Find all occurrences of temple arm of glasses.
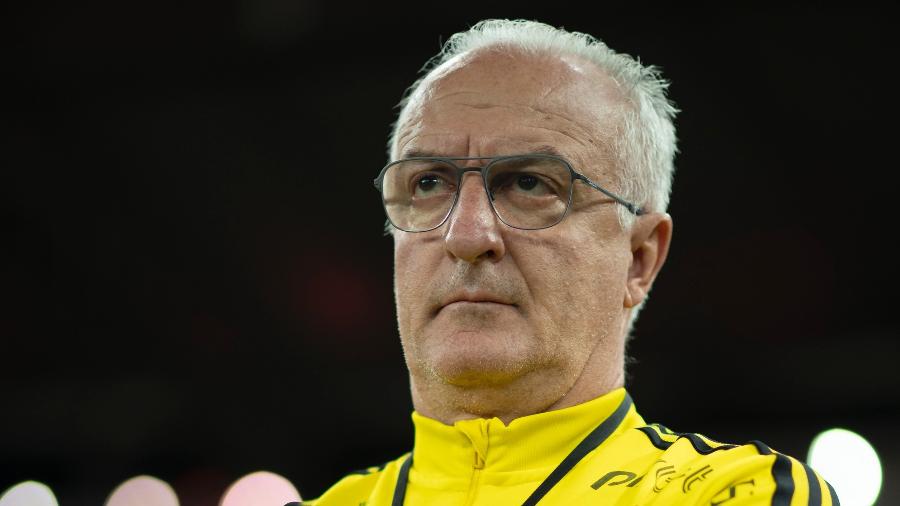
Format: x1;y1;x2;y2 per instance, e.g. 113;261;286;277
576;175;644;216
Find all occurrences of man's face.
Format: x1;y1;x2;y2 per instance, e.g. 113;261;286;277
392;50;639;401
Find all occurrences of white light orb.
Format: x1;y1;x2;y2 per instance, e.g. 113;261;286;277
808;428;881;506
106;475;179;506
220;471;301;506
0;481;59;506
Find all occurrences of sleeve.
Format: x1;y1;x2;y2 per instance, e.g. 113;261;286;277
303;454;409;506
693;441;839;506
303;472;381;506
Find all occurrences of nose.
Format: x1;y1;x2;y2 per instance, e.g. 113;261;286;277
443;172;507;263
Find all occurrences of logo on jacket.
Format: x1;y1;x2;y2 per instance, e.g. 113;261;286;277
591;461;714;495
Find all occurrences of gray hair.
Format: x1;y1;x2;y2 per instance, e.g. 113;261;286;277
387;19;679;335
388;19;679;228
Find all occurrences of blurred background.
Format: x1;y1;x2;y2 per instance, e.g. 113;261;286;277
3;3;898;504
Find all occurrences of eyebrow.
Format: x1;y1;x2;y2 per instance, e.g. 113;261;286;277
400;144;566;159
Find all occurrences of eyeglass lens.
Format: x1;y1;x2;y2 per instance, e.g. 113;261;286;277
381;156;572;232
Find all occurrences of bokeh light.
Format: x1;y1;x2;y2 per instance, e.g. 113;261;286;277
106;475;179;506
808;428;882;506
0;481;58;506
220;471;301;506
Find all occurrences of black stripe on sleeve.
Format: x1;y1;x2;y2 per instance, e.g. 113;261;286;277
349;462;388;476
637;426;737;455
802;463;822;506
655;424;677;436
826;480;841;505
637;426;672;451
682;433;738;455
750;440;773;455
771;453;795;506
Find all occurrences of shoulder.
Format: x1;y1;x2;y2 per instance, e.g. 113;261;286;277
302;454;409;506
604;423;840;505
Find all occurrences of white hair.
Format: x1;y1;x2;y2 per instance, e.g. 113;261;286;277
388;19;679;226
387;19;679;335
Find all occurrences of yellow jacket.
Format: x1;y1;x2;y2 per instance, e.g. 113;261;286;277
305;388;837;505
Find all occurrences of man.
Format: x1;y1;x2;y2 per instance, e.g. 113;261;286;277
302;19;837;505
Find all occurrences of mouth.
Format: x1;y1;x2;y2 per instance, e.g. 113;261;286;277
435;292;517;314
443;300;511;309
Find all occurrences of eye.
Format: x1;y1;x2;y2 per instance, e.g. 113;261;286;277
492;171;555;197
417;175;440;192
411;172;453;198
515;174;540;192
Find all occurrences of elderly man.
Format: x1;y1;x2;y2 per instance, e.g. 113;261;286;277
303;19;837;506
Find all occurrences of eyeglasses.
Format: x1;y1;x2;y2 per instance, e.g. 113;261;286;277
373;154;643;233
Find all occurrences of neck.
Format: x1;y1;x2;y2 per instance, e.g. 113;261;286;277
410;345;625;425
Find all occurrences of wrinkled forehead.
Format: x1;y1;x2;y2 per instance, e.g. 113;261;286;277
394;49;629;164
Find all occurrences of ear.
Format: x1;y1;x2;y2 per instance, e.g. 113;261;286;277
623;213;673;308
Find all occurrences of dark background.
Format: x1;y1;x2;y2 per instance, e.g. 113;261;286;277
4;3;898;504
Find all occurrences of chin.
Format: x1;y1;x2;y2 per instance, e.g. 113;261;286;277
422;329;537;387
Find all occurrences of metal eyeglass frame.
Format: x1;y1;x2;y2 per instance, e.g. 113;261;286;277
373;153;644;233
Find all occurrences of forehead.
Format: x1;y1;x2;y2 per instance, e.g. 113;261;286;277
395;49;626;172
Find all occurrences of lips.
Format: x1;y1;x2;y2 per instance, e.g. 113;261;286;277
437;291;515;312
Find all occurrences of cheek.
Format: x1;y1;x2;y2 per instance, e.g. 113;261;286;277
525;237;630;330
393;236;433;327
393;239;414;319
